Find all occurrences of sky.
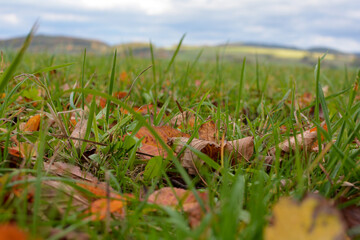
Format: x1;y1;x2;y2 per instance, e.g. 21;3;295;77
1;0;360;52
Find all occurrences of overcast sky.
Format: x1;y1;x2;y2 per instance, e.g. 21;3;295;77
1;0;360;52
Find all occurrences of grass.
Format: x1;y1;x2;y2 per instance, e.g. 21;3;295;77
0;33;359;239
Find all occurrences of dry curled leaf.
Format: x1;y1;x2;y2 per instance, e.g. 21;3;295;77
168;137;220;175
265;194;346;240
23;115;41;132
225;136;254;162
272;124;328;154
147;187;208;227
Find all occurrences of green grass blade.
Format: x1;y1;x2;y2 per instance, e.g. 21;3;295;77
106;49;117;125
165;34;186;74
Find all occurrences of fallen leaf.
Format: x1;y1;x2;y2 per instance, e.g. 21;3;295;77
113;91;127;99
298;92;313;108
86;198;126;221
23;115;41;132
119;71;128;82
85;94;107;108
265;194;346;240
0;223;30;240
135;126;190;158
48;228;89;240
272;124;328;154
225;136;254;162
121;104;155;115
147;187;208;227
69;117;88;150
198;119;217;142
170;111;195;129
168;137;221;175
43;162;100;184
337;198;360;232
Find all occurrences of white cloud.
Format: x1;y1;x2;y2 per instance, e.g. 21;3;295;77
0;13;20;25
41;13;89;22
293;35;360;53
2;0;360;52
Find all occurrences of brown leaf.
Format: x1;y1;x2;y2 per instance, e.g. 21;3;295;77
337;198;360;231
198;119;217;142
69;117;88;149
147;187;208;227
43;162;100;184
168;137;220;175
265;194;346;240
225;136;254;162
272;124;328;154
0;223;30;240
48;228;89;240
135;126;190;158
23;115;41;132
170;111;195;129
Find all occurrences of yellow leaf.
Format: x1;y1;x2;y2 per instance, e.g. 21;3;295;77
265;195;346;240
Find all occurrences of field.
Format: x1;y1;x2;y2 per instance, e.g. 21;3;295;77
0;31;359;239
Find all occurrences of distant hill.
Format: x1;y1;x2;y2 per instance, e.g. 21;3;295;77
307;47;343;54
0;35;110;53
0;35;358;67
224;42;300;50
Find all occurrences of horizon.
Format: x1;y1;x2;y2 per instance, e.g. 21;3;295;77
1;0;360;53
1;33;354;54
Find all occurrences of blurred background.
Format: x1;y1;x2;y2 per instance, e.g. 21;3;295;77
1;0;360;65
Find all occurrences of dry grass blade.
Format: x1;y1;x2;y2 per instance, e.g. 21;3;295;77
168;137;221;175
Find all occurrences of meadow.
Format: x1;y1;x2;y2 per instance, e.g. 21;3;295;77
0;30;359;239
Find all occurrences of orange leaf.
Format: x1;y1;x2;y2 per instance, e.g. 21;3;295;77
114;91;127;99
136;126;189;147
0;223;29;240
23;115;40;132
121;104;155;115
119;71;128;82
85;94;107;108
77;183;108;198
86;198;126;221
